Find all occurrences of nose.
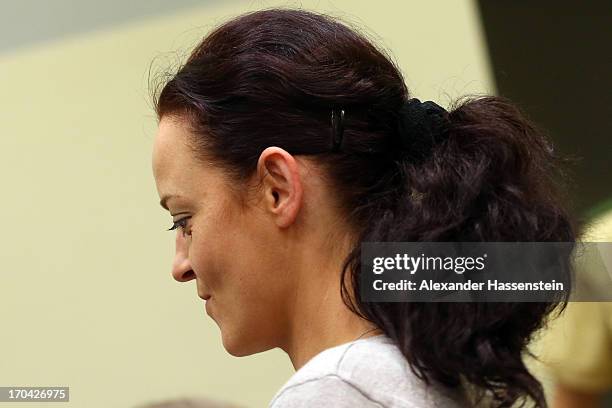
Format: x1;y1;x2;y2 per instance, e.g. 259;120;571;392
171;231;196;282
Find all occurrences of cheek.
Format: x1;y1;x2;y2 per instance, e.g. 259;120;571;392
222;217;293;308
199;211;287;295
193;209;292;350
188;220;223;290
187;209;256;290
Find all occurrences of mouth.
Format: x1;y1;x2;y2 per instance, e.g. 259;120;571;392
199;293;211;301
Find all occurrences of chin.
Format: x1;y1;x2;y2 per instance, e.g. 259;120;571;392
220;330;274;357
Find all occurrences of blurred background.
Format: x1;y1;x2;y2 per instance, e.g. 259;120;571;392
0;0;609;407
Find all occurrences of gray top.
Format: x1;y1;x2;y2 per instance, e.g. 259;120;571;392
269;334;467;408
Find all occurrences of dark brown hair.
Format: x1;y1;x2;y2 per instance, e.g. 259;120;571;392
153;8;575;407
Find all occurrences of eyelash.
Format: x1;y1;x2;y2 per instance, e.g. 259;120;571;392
167;217;191;235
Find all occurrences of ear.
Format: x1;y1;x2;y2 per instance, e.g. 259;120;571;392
256;147;304;228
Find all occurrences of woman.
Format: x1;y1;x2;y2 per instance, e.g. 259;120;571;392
151;8;574;407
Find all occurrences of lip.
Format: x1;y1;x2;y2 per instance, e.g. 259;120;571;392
204;296;213;316
199;294;211;301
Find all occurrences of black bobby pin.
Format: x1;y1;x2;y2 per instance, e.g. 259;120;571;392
330;108;345;153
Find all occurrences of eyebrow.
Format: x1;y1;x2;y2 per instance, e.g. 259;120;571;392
159;194;179;211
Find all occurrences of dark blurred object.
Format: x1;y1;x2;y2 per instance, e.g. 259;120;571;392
477;0;612;217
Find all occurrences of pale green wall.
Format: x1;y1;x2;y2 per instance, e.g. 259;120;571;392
0;1;494;407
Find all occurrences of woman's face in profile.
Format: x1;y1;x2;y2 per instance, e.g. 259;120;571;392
151;116;294;356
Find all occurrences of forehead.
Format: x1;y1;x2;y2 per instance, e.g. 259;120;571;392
153;116;189;167
152;117;202;193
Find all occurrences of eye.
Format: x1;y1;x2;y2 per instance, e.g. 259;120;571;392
167;216;192;236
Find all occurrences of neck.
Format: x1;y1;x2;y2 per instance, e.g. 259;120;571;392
280;249;382;370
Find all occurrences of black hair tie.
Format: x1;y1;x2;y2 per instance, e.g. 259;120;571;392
396;98;450;161
328;99;449;158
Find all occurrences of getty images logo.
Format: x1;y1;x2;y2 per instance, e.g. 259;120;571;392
372;253;488;275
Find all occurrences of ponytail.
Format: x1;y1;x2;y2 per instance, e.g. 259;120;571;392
341;95;575;407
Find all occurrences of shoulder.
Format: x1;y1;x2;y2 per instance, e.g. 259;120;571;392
269;335;466;408
269;374;384;408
